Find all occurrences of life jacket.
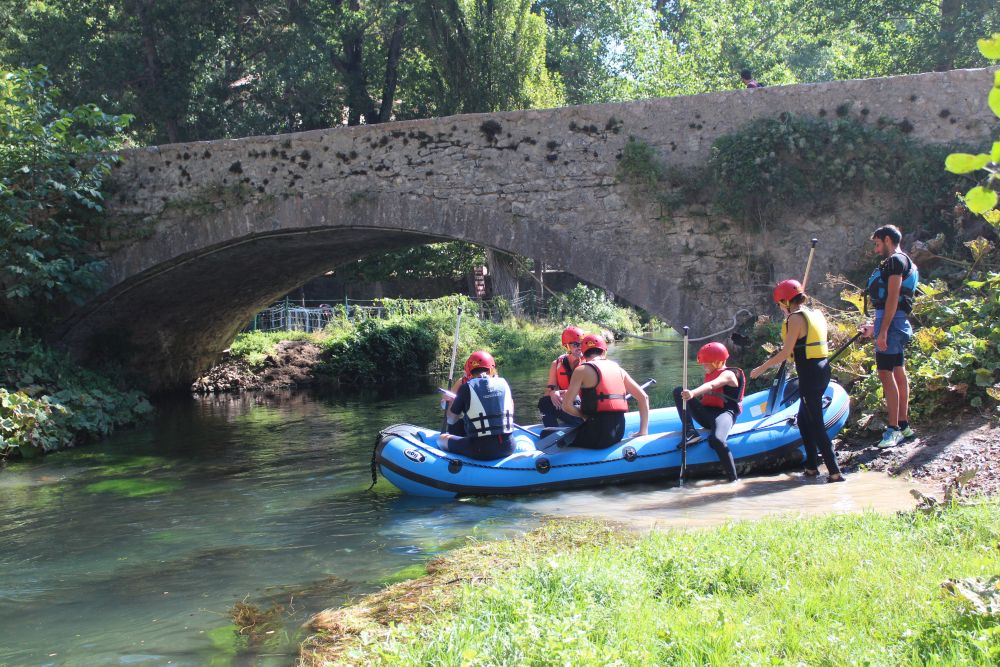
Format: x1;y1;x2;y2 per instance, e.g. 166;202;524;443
579;359;629;414
781;307;829;359
462;375;514;438
701;367;746;414
865;251;919;314
555;354;574;390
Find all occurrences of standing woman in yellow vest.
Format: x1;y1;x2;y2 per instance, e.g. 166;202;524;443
750;280;845;482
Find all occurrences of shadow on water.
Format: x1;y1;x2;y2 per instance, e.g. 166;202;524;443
0;333;923;666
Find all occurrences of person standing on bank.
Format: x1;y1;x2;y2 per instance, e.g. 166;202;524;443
538;325;586;428
674;342;744;483
750;280;845;483
439;351;516;460
562;334;649;449
860;224;918;448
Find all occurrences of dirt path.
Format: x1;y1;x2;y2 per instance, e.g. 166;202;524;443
838;415;999;498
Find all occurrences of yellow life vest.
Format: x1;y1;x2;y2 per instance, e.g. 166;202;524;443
780;306;829;359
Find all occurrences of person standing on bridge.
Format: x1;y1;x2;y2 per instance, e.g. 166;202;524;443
562;334;649;449
439;351;516;460
673;342;744;483
750;280;845;483
537;325;586;428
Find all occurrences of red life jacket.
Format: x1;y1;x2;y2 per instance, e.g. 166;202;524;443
701;367;745;414
579;359;629;414
555;354;574;390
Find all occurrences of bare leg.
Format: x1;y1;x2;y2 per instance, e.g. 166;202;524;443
878;369;899;427
893;365;909;424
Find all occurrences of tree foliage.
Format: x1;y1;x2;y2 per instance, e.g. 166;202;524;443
343;241;487;281
0;66;131;328
945;33;1000;224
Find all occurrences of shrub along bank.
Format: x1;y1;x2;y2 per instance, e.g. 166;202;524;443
0;68;151;462
0;331;152;461
301;503;1000;666
220;290;654;391
736;265;1000;430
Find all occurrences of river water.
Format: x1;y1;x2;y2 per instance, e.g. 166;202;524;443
0;335;922;666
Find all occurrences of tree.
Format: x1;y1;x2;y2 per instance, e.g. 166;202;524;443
417;0;564;115
0;66;131;329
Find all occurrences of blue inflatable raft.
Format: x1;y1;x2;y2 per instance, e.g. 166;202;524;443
374;379;850;498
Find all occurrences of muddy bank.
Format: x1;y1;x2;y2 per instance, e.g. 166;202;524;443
838;414;999;498
192;340;322;393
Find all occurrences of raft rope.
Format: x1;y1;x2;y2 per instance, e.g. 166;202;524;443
368;428;395;490
594;308;755;344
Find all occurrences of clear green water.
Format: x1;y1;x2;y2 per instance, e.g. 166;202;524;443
0;335;684;666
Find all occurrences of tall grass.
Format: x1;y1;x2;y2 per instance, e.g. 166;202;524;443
338;504;1000;665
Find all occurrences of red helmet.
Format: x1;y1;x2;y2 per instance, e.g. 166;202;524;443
464;350;496;376
696;342;729;363
561;325;585;346
580;333;607;354
773;279;804;303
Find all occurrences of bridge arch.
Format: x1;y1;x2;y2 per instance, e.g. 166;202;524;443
56;68;995;390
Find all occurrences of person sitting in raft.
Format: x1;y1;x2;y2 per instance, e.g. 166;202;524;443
750;280;845;483
438;350;516;460
561;334;649;449
537;325;586;428
673;342;744;483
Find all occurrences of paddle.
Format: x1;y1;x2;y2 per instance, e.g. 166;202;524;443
534;377;657;451
828;331;863;365
677;327;688;486
440;306;463;432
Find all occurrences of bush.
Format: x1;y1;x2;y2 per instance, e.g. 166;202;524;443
316;317;440;388
0;331;152;460
834;274;1000;420
744;268;1000;424
547;283;646;335
0;389;69;459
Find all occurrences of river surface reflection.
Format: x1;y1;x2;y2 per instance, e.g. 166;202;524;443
0;333;923;666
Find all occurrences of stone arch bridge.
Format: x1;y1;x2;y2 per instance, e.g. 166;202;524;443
57;69;995;391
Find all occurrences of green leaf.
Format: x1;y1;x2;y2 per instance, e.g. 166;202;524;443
974;367;995;387
992;142;1000;164
945;153;990;174
965;186;999;214
964;237;994;262
992;72;1000;119
979;34;1000;59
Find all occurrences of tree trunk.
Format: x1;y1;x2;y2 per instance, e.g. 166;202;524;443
935;0;963;72
378;8;409;122
130;0;180;143
486;249;521;316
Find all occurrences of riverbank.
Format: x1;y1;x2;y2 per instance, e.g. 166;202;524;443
840;414;1000;498
300;503;1000;666
191;292;654;394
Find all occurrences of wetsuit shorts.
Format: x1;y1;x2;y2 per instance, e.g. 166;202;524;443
874;311;912;370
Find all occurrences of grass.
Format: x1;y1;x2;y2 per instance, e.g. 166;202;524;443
301;504;1000;666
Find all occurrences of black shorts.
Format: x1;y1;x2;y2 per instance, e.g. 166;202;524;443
875;351;905;371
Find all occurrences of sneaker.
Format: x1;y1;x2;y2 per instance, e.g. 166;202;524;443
899;425;916;440
877;428;904;449
683;429;701;446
